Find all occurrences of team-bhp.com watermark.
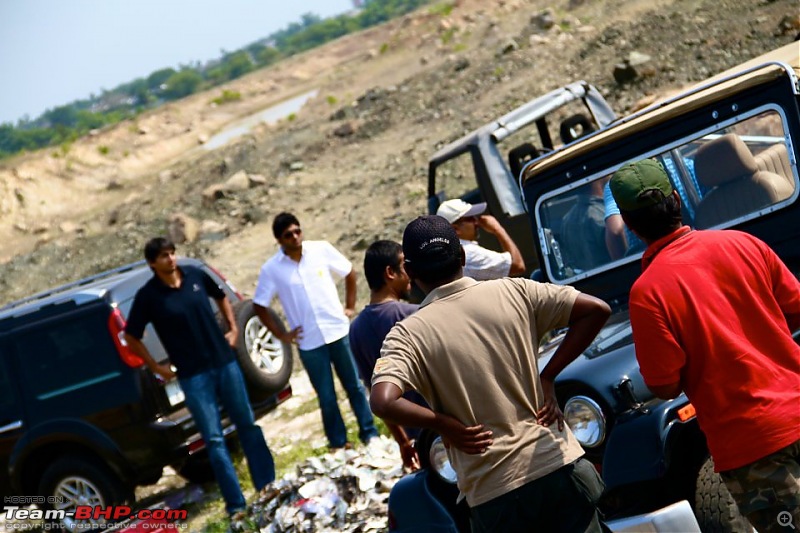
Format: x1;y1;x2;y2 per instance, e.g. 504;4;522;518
3;497;187;530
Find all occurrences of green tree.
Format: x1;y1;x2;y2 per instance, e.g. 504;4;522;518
162;70;204;100
146;67;177;90
222;51;254;80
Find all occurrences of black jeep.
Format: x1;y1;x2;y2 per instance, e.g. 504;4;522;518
0;258;293;527
390;42;800;532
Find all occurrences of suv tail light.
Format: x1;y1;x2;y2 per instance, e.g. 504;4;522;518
108;308;145;368
206;265;244;301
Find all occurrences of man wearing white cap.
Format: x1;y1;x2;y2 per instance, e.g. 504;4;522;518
436;199;525;280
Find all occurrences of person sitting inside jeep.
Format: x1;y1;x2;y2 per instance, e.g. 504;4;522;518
560;178;611;271
436;199;525;280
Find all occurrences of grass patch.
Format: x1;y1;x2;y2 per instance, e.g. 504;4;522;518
275;439;328;477
97;145;110;155
379;42;390;55
326;95;338;105
440;27;457;45
429;1;454;17
210;89;242;106
286;113;297;122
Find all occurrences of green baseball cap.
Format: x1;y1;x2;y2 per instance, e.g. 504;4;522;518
610;159;674;211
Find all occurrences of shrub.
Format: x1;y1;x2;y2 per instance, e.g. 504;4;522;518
211;90;242;106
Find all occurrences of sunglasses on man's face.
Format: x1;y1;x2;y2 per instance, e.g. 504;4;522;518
281;228;302;239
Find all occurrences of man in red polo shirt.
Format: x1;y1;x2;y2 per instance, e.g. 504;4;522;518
610;159;800;532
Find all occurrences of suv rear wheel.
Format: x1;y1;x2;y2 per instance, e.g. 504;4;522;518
233;300;293;399
38;455;131;529
694;457;752;532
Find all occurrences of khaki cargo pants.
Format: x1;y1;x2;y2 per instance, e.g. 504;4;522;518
720;439;800;533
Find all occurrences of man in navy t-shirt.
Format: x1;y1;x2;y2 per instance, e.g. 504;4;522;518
349;240;426;470
124;237;274;518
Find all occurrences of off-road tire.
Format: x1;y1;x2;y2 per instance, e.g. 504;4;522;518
695;457;753;532
232;299;293;399
38;455;131;529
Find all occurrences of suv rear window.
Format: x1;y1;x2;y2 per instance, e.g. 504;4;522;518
536;107;798;282
12;305;126;405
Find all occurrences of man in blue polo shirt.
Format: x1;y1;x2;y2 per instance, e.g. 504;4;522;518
123;237;274;519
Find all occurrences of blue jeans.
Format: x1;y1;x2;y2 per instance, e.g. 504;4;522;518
179;360;275;514
299;336;378;448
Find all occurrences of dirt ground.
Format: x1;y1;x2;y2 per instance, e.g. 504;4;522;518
0;0;797;529
1;0;796;307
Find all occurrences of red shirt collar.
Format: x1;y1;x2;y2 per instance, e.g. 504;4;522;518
641;226;692;271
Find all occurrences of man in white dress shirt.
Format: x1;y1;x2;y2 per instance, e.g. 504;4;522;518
253;212;378;450
436;199;525;280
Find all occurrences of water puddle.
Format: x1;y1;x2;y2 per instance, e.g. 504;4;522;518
203;89;318;150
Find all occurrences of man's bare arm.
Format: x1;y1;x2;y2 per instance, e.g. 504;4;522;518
123;333;175;380
344;269;357;317
478;215;525;275
370;382;493;454
538;294;611;428
254;303;301;344
215;296;238;348
605;214;628;260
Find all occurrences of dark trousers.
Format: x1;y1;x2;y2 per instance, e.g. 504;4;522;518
470;459;609;533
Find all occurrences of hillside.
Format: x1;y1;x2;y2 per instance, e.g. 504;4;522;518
1;0;797;305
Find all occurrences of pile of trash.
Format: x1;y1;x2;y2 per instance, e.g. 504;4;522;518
233;436;407;532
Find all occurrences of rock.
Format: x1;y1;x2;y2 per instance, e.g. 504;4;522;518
531;9;555;31
59;222;81;234
199;220;228;241
241;208;264;225
137;125;149;135
333;122;357;137
628;51;652;66
89;129;100;137
167;213;199;244
777;14;800;35
289;161;306;172
498;39;519;55
107;209;120;226
613;52;654;84
224;170;251;191
158;170;174;183
107;180;123;190
453;58;471;72
14;189;24;206
197;134;209;145
248;174;268;186
530;34;549;46
202;184;227;204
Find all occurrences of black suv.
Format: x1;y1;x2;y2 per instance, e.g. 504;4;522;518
0;258;293;525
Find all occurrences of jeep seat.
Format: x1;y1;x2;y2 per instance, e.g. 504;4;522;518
694;134;794;228
754;142;794;186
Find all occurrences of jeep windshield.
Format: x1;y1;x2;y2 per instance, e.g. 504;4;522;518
532;108;797;284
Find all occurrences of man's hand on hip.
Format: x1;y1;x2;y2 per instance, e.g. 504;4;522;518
437;413;494;455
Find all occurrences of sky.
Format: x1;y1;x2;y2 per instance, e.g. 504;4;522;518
0;0;353;124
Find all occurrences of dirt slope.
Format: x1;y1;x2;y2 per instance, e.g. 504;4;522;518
0;0;797;304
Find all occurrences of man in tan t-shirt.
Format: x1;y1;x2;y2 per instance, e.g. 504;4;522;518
370;215;611;533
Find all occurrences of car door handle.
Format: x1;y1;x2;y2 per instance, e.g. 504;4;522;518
0;420;23;435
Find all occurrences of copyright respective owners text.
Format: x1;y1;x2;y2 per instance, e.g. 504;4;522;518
2;497;188;531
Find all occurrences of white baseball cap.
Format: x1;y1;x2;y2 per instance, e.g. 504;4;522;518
436;199;487;224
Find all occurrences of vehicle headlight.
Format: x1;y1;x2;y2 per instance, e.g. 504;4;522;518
429;436;458;484
564;396;606;448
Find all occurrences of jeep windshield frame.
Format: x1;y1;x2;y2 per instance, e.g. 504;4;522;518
427;81;616;219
